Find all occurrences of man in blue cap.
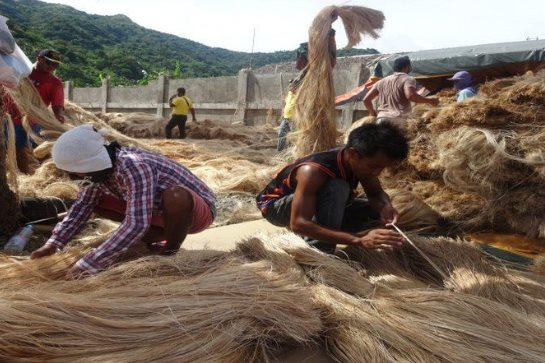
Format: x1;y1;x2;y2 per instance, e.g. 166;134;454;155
448;71;476;102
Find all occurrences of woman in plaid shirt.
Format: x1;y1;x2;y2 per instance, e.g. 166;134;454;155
31;125;216;278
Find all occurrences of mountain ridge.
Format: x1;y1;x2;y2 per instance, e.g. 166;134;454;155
1;0;379;86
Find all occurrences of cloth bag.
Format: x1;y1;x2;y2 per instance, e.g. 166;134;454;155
0;15;15;55
0;44;32;88
0;16;31;88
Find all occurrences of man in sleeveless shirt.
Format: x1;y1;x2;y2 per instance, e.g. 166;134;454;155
257;123;406;254
363;56;438;131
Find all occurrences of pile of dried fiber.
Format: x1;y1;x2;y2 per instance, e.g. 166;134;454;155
385;70;545;237
95;111;168;138
1;233;545;362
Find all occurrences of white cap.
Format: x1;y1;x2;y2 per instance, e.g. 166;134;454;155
52;125;112;173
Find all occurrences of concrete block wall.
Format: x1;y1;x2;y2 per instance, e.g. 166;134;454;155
65;64;370;129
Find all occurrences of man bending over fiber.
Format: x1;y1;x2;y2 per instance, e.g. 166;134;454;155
31;125;216;278
257;122;406;253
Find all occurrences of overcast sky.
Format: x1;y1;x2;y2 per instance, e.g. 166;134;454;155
40;0;545;54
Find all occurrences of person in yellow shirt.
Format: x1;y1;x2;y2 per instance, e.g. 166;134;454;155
277;43;308;151
166;87;197;139
277;32;336;152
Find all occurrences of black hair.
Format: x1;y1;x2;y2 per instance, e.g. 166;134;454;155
295;42;308;60
393;56;411;72
346;122;409;160
177;87;186;95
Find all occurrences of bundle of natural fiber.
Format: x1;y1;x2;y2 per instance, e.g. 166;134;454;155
0;258;322;362
343;234;545;317
95;111;167;138
409;180;487;229
0;219;117;289
188;119;252;143
382;71;545;236
6;81;155;153
7;78;69;135
388;189;442;230
436;127;524;195
64;101;154;150
532;255;545;275
33;140;55;160
293;5;384;157
0;103;19;234
3;107;18;190
315;285;545;363
17;161;79;200
2;231;545;361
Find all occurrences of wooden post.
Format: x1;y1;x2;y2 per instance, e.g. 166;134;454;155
101;77;110;113
64;80;73;102
233;68;250;124
156;74;168;117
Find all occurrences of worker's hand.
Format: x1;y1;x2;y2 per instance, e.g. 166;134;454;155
358;229;403;251
30;244;58;259
147;240;166;254
427;98;439;106
147;240;179;255
380;204;399;225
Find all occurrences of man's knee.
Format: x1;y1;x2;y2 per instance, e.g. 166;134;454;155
263;195;293;227
162;187;194;215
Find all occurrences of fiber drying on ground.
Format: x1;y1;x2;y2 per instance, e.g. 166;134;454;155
1;233;545;362
2;28;545;362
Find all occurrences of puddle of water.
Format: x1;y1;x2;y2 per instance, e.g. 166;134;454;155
466;233;545;257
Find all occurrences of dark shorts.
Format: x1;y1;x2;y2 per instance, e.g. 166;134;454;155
262;179;380;253
14;123;41;148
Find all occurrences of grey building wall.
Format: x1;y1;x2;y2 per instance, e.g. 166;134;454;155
65;65;370;129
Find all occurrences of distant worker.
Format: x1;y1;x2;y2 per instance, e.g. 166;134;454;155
166;87;196;139
258;123;406;254
31;125;216;278
277;31;337;152
277;42;309;151
448;71;476;102
13;49;65;174
363;56;439;131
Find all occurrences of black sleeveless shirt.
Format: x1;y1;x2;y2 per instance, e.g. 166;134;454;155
256;148;357;214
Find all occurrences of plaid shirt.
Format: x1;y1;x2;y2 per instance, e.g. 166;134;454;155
46;147;216;274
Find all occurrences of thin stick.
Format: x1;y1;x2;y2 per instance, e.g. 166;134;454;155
27;212;67;225
390;223;450;282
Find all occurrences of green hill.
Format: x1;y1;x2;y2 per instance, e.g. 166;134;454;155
1;0;379;87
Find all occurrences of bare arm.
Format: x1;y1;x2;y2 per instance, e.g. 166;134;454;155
405;87;439;106
363;87;378;117
290;166;360;246
52;105;65;123
190;107;196;122
290;166;403;249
